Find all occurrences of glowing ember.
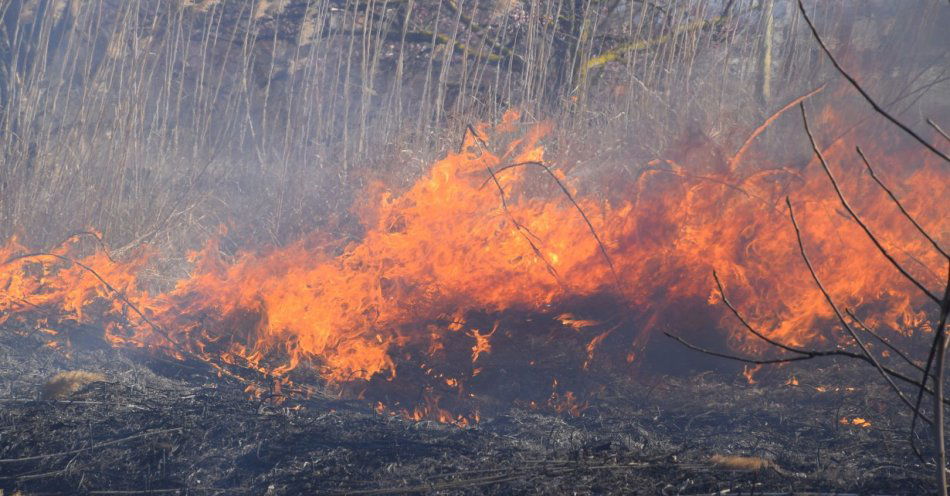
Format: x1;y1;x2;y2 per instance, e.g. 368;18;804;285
840;417;872;428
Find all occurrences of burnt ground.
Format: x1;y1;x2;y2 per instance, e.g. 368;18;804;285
0;318;934;495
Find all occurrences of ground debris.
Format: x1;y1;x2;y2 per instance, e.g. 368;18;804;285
41;371;109;400
0;321;933;495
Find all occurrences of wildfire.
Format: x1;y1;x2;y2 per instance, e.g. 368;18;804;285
840;417;872;428
0;107;945;422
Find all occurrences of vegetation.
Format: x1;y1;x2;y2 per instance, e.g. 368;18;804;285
2;0;941;254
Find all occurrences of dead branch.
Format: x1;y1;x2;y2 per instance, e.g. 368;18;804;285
785;196;922;422
846;308;925;374
928;119;950;143
0;427;182;464
799;103;940;304
2;251;175;346
462;125;563;285
484;161;622;294
662;332;814;365
855;146;948;259
664;327;941;415
485;165;564;285
797;0;950;163
712;271;818;355
801;105;950;478
729;84;826;171
59;230;118;263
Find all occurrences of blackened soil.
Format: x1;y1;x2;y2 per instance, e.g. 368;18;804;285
0;318;933;495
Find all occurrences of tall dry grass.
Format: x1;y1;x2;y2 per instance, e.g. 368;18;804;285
0;0;945;257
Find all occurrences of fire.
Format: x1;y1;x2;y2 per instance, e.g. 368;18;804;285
0;106;946;421
840;417;872;428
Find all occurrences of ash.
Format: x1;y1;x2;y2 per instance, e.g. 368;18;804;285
0;320;929;495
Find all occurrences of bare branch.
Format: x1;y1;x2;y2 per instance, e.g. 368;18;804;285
846;308;924;374
485;165;564;286
665;326;940;412
786;196;928;427
928;118;950;143
485;161;623;295
856;146;948;259
662;332;814;365
463;125;563;285
2;252;175;346
729;84;826;170
797;0;950;163
800;103;940;303
713;270;821;355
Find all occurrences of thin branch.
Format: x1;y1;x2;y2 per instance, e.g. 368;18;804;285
463;125;563;285
663;332;815;365
800;103;940;303
786;196;925;425
483;161;623;293
855;146;948;259
928;118;950;143
486;165;564;285
2;252;176;346
729;84;826;170
0;428;182;464
713;270;823;355
910;263;950;471
846;308;925;374
665;328;940;413
910;294;944;461
59;230;118;263
460;123;490;154
797;0;950;163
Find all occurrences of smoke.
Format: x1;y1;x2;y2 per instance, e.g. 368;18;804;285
0;0;946;252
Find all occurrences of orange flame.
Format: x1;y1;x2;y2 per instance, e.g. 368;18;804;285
0;107;946;421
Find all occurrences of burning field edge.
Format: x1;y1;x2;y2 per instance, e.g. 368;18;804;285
0;318;932;495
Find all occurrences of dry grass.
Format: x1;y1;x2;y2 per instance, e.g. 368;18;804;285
41;370;108;400
0;0;944;255
709;454;774;471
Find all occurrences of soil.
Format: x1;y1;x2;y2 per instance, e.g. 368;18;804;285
0;317;933;495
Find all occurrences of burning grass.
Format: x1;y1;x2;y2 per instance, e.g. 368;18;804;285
0;105;945;424
1;1;948;493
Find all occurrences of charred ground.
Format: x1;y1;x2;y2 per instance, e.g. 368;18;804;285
0;316;931;495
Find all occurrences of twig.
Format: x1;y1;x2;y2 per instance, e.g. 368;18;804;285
486;166;564;285
846;309;925;374
800;103;940;304
663;332;814;365
855;146;948;259
729;84;826;170
0;428;182;464
462;125;563;285
928;118;950;143
713;271;821;355
797;0;949;163
460;124;490;154
59;230;118;263
910;300;944;459
2;252;177;345
485;161;623;294
786;196;923;421
930;264;950;493
666;329;942;408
